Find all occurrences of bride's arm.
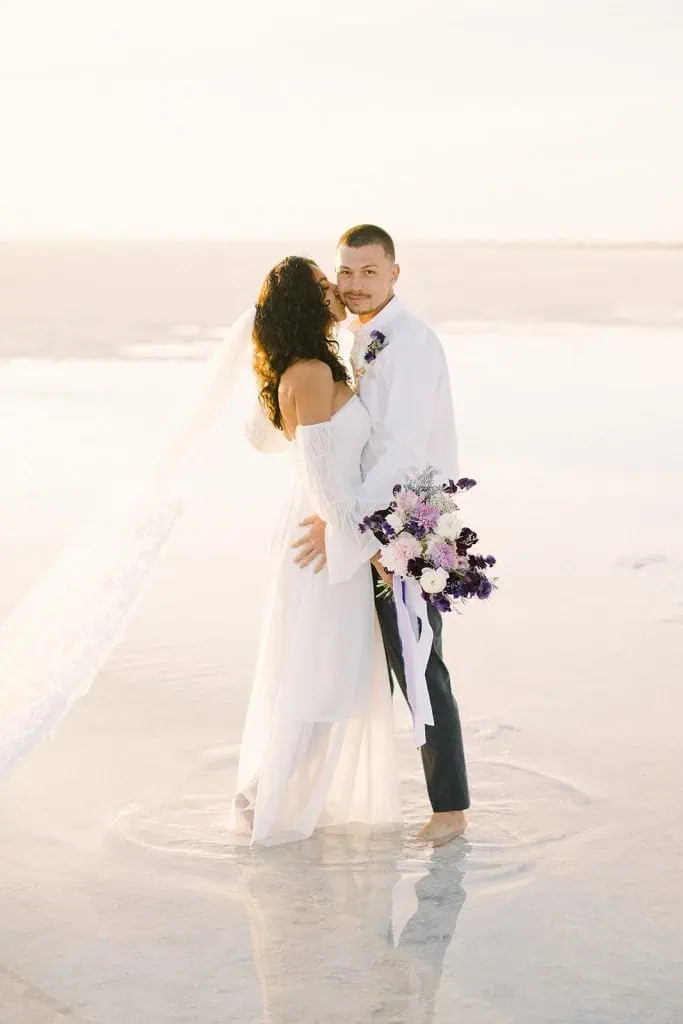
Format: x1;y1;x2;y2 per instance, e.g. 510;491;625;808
286;362;379;583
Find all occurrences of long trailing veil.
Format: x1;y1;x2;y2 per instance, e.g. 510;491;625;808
0;308;257;778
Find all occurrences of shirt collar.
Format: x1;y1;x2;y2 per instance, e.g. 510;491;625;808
347;296;404;340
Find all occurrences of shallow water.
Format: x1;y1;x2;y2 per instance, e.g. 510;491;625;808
1;324;683;1022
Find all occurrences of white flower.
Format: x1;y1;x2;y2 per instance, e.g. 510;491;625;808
435;512;462;542
386;512;405;533
420;567;449;594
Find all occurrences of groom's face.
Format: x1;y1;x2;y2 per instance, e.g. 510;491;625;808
335;243;399;318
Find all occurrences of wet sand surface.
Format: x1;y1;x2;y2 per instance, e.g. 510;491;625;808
1;313;682;1022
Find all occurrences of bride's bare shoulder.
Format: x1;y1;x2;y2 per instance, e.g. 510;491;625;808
279;360;334;402
279;360;335;426
280;359;334;388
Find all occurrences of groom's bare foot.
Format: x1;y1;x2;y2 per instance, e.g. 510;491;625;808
417;811;467;847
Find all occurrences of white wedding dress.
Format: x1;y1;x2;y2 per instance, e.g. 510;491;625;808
231;395;402;846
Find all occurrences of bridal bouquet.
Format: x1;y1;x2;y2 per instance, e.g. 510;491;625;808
359;467;497;612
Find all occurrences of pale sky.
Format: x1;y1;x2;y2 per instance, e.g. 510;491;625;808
1;0;681;240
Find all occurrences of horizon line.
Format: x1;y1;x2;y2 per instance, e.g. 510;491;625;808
1;237;682;249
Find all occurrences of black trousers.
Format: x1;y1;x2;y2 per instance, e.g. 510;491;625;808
373;569;470;813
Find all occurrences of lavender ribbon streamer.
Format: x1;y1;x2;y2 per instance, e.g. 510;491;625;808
392;576;435;747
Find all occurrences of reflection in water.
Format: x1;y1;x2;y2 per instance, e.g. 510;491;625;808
239;833;467;1023
0;961;96;1023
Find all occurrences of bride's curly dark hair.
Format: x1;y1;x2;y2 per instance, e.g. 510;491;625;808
252;256;350;429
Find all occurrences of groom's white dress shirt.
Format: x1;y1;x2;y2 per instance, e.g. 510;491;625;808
349;296;459;516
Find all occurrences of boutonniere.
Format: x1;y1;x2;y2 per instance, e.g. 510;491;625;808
355;329;389;380
365;329;388;364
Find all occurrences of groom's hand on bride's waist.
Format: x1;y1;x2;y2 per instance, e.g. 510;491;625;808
292;515;327;572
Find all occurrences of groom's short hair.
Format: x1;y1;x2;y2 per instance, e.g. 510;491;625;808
337;224;395;262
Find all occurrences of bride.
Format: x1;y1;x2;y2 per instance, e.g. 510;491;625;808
0;255;402;847
230;256;401;845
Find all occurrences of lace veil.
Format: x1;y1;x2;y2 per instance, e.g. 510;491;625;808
0;308;257;777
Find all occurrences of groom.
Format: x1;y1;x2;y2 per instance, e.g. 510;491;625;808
295;224;470;845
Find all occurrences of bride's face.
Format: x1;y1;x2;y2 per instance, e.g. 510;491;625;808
312;266;347;322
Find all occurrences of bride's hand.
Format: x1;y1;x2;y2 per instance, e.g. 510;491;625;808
371;553;392;587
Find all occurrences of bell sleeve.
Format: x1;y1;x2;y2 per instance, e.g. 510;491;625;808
244;400;289;454
294;421;380;584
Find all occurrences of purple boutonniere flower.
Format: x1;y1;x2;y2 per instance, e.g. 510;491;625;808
364;329;388;364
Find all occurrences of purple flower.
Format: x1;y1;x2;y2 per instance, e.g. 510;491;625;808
412;500;440;532
426;592;452;613
469;554;488;570
477;577;494;600
427;540;458;571
360;507;395;540
404;519;426;540
458;572;480;598
406;556;429;578
444;476;476;493
395;489;420;516
364;329;389;364
485;554;497;566
456;527;479;550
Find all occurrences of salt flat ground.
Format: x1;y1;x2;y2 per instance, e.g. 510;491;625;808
1;317;682;1023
